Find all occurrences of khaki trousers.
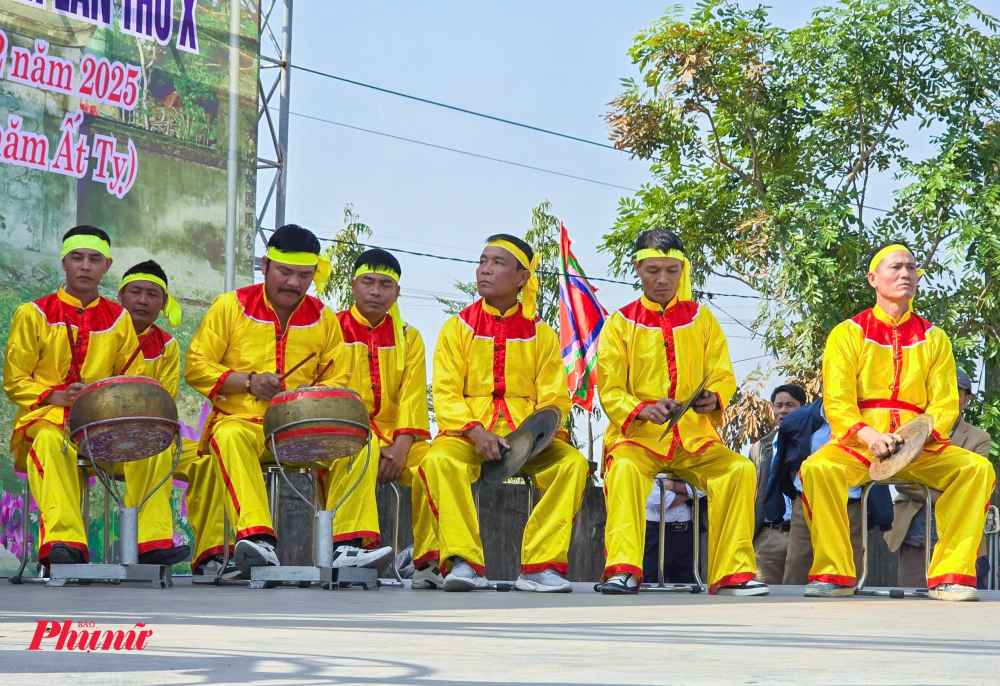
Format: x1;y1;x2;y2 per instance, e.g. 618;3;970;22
783;497;864;585
752;526;789;585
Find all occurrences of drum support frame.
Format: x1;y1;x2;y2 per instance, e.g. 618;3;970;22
246;417;378;590
46;417;182;589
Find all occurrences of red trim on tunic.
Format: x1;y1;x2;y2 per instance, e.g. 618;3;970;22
927;573;977;589
521;561;568;575
137;324;172;361
858;399;924;413
709;571;756;595
850;308;933;348
209;370;235;400
608;439;673;461
236;525;276;540
834;444;872;467
840;421;868;441
137;538;175;555
807;573;856;586
210;437;241;517
28;446;44;478
621;401;654;435
601;563;643;584
393;428;431;440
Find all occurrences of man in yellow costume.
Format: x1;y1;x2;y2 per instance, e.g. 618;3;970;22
322;248;439;586
420;234;589;592
117;260;228;576
596;228;766;596
184;224;391;576
800;242;995;601
3;226;147;566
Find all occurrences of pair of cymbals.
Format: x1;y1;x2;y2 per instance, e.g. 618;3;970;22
868;414;935;481
481;406;563;484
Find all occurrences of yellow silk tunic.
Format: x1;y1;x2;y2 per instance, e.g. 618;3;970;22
337;306;430;444
3;287;143;463
137;324;180;398
432;299;571;436
597;295;736;459
184;284;349;434
823;304;958;447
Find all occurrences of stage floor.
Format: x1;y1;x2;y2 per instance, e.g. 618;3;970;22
1;579;997;685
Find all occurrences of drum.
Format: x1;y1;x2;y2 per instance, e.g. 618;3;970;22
263;387;369;464
69;376;179;463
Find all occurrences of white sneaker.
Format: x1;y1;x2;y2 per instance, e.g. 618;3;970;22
515;569;573;593
804;580;854;598
411;564;445;589
442;558;489;592
331;545;394;569
233;539;279;575
600;572;639;595
929;584;979;602
716;579;769;596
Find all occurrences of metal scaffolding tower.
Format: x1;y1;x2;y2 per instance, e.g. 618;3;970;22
255;0;293;251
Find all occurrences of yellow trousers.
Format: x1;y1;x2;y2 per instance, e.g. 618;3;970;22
800;442;995;588
208;417;379;544
316;438;433;556
127;438;227;570
23;422;200;564
418;423;589;576
603;441;757;593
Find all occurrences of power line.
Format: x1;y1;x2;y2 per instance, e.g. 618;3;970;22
284;110;637;192
259;226;762;300
732;354;772;364
291;65;620;152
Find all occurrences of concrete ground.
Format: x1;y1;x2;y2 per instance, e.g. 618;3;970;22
1;579;998;685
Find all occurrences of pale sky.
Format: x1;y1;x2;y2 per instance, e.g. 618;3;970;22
256;1;914;444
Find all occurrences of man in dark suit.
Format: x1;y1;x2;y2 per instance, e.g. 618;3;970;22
771;391;893;584
750;384;806;584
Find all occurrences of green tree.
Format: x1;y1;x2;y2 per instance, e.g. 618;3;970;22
603;0;1000;466
317;204;372;310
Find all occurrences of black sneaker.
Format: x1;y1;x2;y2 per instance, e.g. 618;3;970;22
138;545;191;567
48;543;85;565
192;554;244;583
599;572;640;595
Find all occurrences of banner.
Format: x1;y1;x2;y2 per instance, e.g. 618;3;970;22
0;1;260;573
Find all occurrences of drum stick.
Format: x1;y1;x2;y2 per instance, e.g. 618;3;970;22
280;352;316;381
310;359;334;385
118;347;143;376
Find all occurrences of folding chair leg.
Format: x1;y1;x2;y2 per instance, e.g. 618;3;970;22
389;483;403;582
11;475;31;584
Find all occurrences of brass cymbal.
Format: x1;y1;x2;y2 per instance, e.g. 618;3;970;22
659;375;711;441
869;414;934;481
481;406;563;484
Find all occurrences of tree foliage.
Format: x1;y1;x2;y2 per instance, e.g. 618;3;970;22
604;0;1000;460
317;204;372;311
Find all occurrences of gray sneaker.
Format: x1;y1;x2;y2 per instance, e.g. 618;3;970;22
515;569;573;593
442;558;489;592
233;539;279;575
804;580;854;598
929;584;979;602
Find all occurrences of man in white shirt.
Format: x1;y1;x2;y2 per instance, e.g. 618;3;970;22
642;478;700;583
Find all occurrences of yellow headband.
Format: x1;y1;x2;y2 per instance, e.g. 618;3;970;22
119;273;183;327
868;244;913;274
354;264;406;371
635;248;693;301
61;234;111;259
266;246;332;292
487;239;541;319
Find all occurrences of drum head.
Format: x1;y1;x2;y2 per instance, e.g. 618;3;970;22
264;387;370;463
69;377;178;463
72;421;177;463
481;406;563;484
869;414;934;481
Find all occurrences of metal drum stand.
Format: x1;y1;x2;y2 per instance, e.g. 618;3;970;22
247;417;377;590
47;416;181;588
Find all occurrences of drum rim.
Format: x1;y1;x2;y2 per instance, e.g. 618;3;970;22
78;376;164;396
269;387;363;406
